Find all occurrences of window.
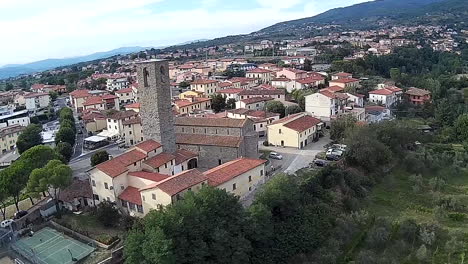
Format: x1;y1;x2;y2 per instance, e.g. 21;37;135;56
260;170;264;176
232;183;237;190
137;205;143;213
129;203;136;211
93;194;99;201
279;129;282;134
109;186;114;190
249;186;252;191
218;159;222;165
104;183;109;189
143;67;149;87
121;185;124;190
202;182;206;186
91;180;96;187
152;193;156;200
188;188;192;191
248;176;252;182
165;163;167;169
121;200;128;208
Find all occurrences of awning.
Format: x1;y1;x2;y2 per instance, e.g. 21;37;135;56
98;130;120;139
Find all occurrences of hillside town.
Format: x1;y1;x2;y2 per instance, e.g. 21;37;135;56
0;0;467;263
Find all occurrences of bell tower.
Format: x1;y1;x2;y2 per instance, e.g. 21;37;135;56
136;60;176;153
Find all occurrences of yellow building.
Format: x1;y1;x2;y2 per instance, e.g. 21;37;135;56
179;90;205;99
190;79;219;95
267;113;323;149
173;97;211;115
0;125;24;154
205;157;266;198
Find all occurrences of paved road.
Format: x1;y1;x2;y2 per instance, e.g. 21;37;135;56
70;143;124;180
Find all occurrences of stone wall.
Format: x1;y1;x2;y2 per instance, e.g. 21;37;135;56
177;144;240;169
175;126;242;137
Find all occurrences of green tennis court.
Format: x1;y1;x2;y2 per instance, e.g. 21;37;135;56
12;227;94;264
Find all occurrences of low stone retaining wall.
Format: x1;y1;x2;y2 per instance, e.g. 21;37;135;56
49;221;120;249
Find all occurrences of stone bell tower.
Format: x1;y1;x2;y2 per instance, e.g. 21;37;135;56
136;60;176;153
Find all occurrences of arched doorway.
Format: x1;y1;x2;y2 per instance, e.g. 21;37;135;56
187;158;198;169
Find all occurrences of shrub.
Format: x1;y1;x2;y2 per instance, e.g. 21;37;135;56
95;201;120;227
96;234;119;245
448;213;465;222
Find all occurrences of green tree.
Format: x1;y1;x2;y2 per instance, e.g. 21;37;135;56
49;91;58;101
125;187;252;264
55;127;75;146
226;98;236;109
96;201;121;227
303;59;312;71
454;114;468;142
210;94;226;113
330;115;357;141
91;151;109;166
16;124;43;154
265;101;285;117
27;159;72;215
5;83;13;91
285;105;302;116
55;142;73;162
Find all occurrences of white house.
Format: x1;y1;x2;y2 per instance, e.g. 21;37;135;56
305;90;349;122
368;86;402;106
24;93;50;112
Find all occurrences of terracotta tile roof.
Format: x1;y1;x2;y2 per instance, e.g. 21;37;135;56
96;149;147;178
174;149;198;165
283;115;322;132
238;89;284;96
247;110;279;118
256;84;276;90
333;72;353;77
365;105;386;113
173;97;211;108
331;78;360;84
115;87;133;94
191;79;218;85
406;87;431;96
70;89;90;98
135;139;162;153
175;117;247;128
285;68;306;74
140;169;207;196
125;102;140;109
108;110;138;120
386;86;403;93
143;152;175;169
101;94;118;100
204;158;267;187
324;86;344;92
83;96;104;106
24;92;49;98
58;179;93;202
176;134;242;148
122;117;141;125
217;88;244;94
0;125;24;137
270;113;303;125
128;171;170;182
319;90;346;99
118;187;142;205
296;77;325;84
272;77;291;82
219;82;234;88
247;68;273;74
368;88;394;96
240;97;273;104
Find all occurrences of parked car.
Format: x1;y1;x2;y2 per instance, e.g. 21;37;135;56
14;210;28;219
326;154;341;161
326;149;343;157
313;159;329;167
269;152;283;160
331;144;347;151
0;219;13;229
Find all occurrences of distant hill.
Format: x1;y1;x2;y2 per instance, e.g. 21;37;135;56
0;46;148;79
163;0;466;51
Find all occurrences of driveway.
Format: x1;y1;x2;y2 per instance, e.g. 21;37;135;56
70;143;123;180
259;136;331;174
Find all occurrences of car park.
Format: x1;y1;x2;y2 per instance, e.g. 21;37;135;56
312;159;329;167
326;154;341;161
269;152;283;160
326;149;343;157
331;144;347;151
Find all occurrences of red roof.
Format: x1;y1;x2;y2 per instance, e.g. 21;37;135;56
296;77;324;84
115;87;133;94
219;82;234;88
240;97;273;104
319;90;338;99
141;169;206;196
174;149;198;165
118;187;142;205
125;102;141;109
174;97;211;108
272;77;291;82
204;158;267;186
283;115;322;132
217;88;244;94
369;88;394;96
247;68;273;74
82;96;104;106
331;78;360;84
325;86;344;92
96;149;147;178
128;171;170;182
333;72;352;77
135;139;162;153
191;79;218;85
70;89;90;98
143;152;175;169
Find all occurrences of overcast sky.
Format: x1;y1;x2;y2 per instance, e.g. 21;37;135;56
0;0;369;66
